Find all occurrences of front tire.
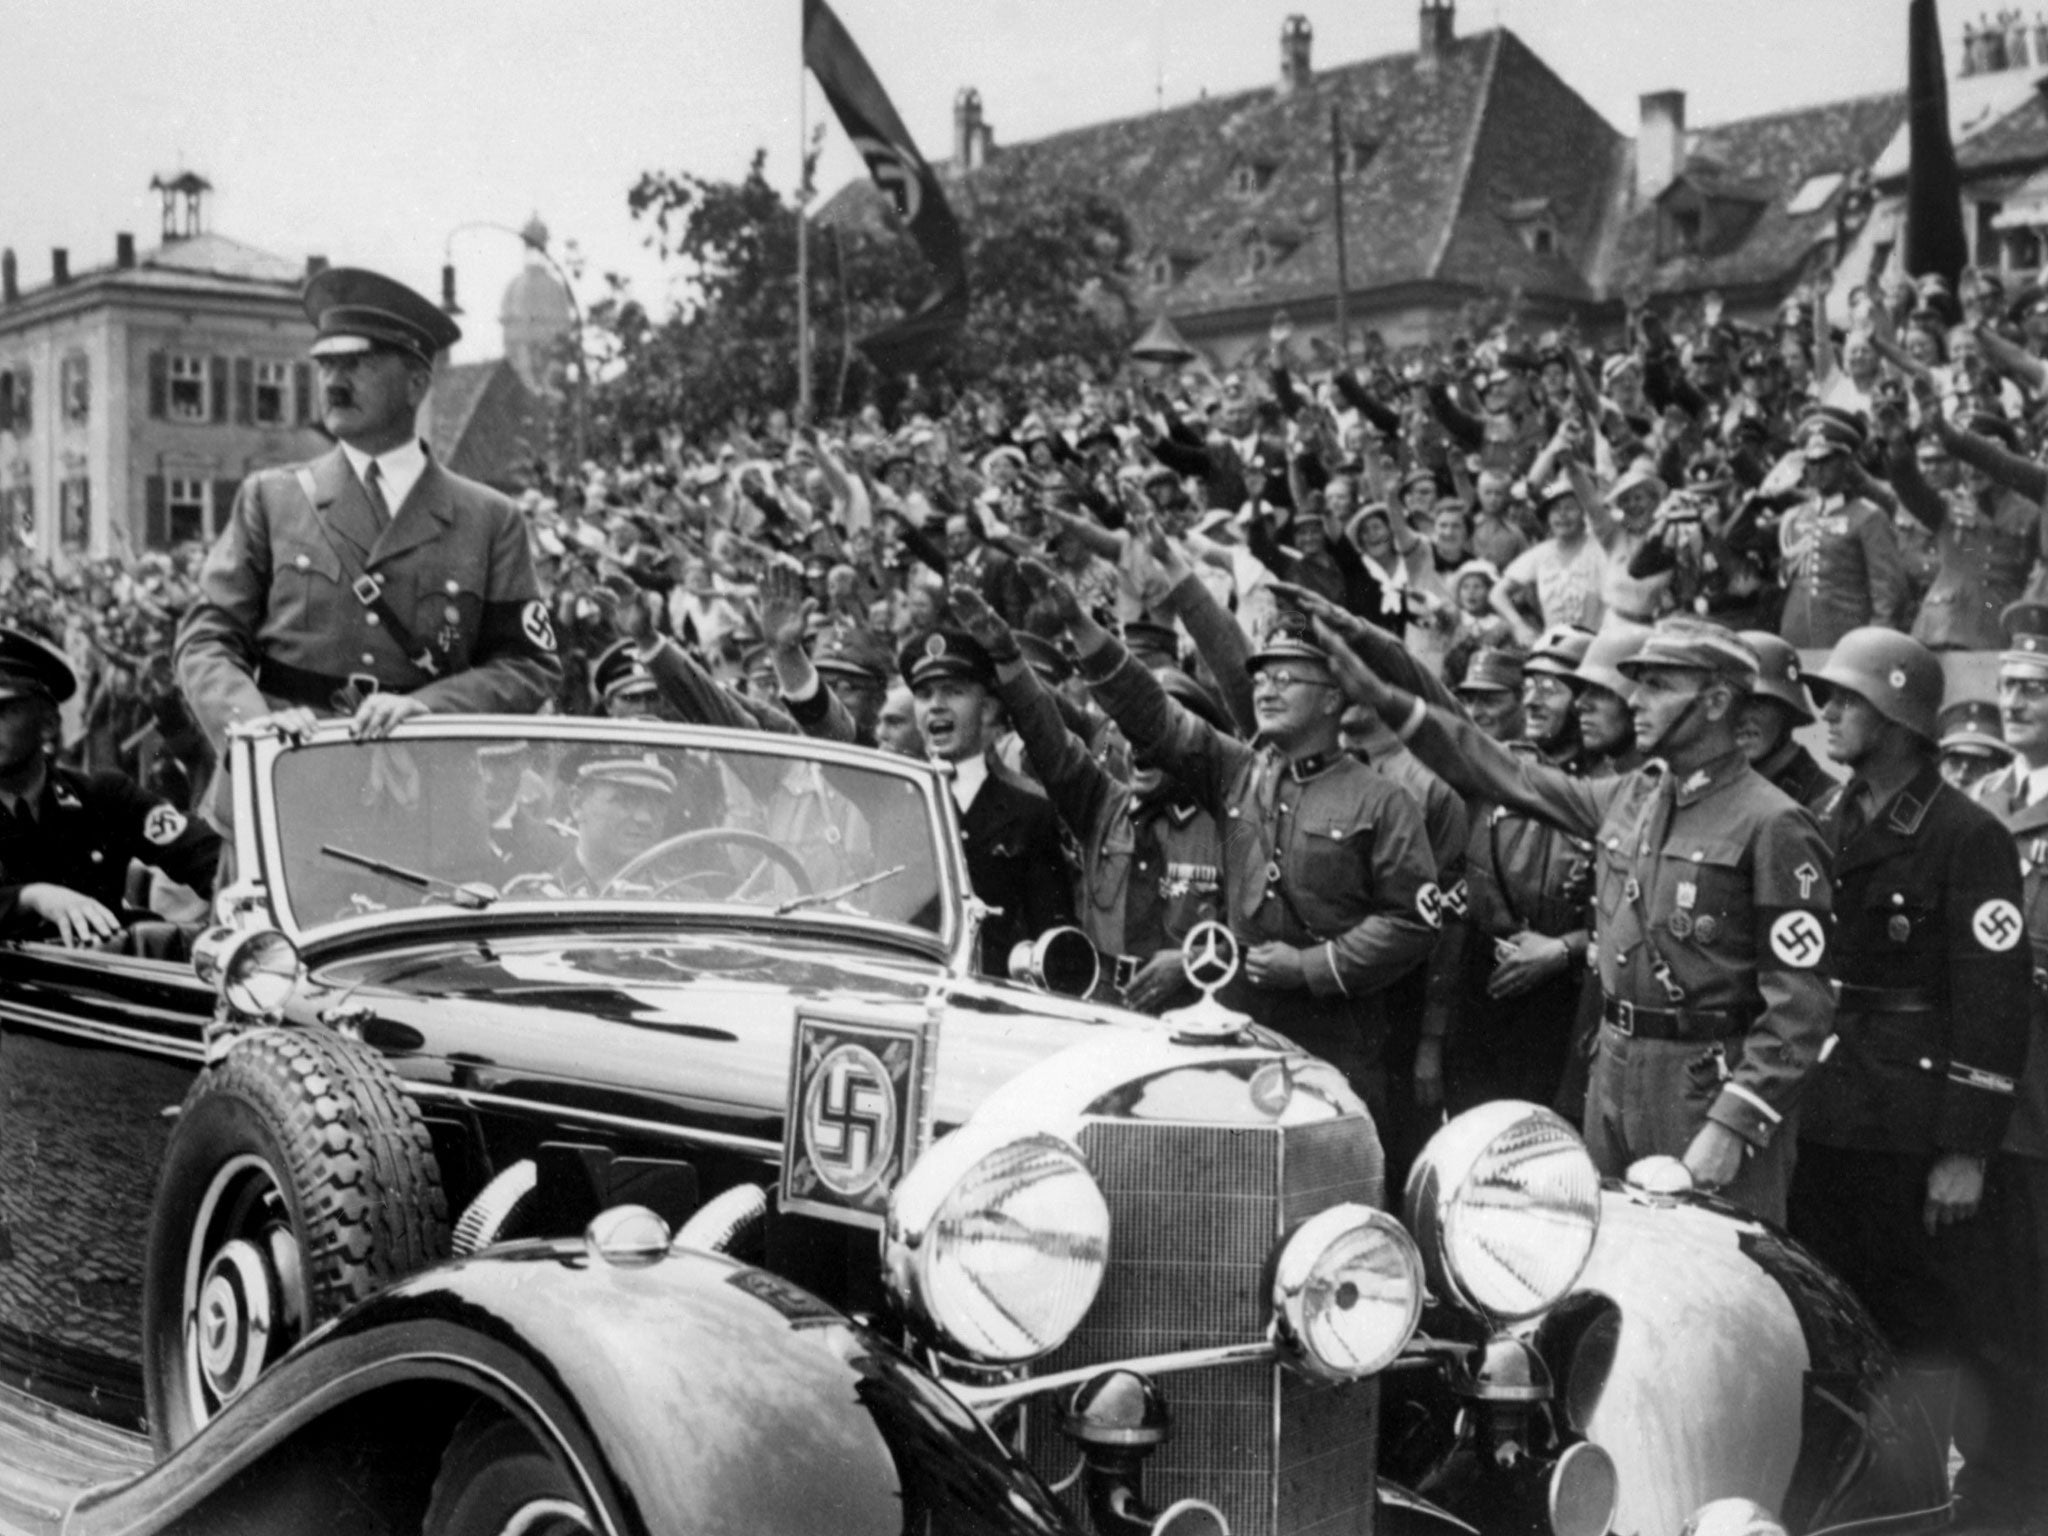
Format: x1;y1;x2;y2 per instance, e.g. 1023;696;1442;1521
142;1026;449;1453
424;1407;594;1536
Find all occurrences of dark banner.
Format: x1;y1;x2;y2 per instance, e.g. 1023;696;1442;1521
1904;0;1967;289
803;0;969;370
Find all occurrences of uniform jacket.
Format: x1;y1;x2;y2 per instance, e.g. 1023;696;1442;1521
1971;763;2048;1159
175;446;561;755
1776;492;1910;649
1755;737;1838;813
0;765;220;938
1804;765;2030;1154
1891;449;2041;650
1082;639;1439;1016
958;767;1075;975
992;657;1219;963
1405;708;1835;1151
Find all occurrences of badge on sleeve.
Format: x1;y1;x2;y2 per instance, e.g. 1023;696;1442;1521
520;600;558;653
143;805;187;845
1768;910;1826;968
1973;898;2024;953
1415;883;1444;929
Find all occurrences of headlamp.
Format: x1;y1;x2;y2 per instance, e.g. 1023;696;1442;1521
1404;1102;1600;1322
885;1128;1109;1364
1270;1204;1423;1380
191;925;304;1019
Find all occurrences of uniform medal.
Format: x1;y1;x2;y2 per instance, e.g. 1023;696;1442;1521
1668;912;1694;939
1888;914;1911;943
1671;881;1697;938
1694;915;1719;943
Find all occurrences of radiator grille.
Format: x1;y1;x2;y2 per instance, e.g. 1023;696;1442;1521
1026;1116;1382;1536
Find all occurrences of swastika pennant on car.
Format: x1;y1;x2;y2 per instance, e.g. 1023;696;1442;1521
783;1011;928;1228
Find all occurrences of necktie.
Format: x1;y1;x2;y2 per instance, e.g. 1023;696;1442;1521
2016;775;2032;813
363;461;392;526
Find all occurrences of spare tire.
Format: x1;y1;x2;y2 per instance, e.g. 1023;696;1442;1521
142;1026;449;1453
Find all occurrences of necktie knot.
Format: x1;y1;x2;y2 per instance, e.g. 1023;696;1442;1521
363;461;392;525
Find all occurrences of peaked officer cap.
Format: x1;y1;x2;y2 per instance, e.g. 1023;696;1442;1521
305;267;461;364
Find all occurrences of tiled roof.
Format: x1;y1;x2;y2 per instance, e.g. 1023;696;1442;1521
426;359;546;491
1600;91;1906;297
819;26;1624;322
0;232;308;334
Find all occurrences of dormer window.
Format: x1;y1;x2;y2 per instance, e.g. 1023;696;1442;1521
1229;159;1277;197
1248;240;1271;276
1340;138;1379;177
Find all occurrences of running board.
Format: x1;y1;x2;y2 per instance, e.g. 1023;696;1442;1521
0;1384;149;1536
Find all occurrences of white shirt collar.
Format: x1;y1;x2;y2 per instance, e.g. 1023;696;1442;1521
339;438;429;520
949;751;989;813
2023;760;2048;807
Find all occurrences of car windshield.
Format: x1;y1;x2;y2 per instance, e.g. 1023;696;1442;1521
260;726;950;944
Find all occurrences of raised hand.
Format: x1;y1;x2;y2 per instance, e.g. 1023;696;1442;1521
948;584;1015;658
1310;618;1391;710
592;572;654;646
758;563;815;653
1135;511;1191;585
1019;558;1086;631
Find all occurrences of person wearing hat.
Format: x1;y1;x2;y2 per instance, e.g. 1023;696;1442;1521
1775;407;1909;650
1951;599;2048;1525
1145;385;1294;515
1885;391;2040;652
0;628;221;950
950;586;1224;1016
553;755;680;896
1492;478;1606;647
942;509;1029;629
1325;614;1835;1223
175;266;561;820
1050;580;1440;1118
1734;631;1834;811
900;628;1073;976
1788;627;2030;1495
589;638;667;721
1936;698;2012;792
474;739;562;873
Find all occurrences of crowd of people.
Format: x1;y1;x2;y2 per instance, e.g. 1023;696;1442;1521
2;259;2047;1525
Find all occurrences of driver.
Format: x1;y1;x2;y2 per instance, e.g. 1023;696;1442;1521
0;628;221;951
556;754;676;895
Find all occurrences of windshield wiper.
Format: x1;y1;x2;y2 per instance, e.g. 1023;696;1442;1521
321;844;498;911
775;864;907;917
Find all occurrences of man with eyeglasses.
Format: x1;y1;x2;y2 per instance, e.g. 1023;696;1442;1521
1321;615;1834;1223
177;267;562;826
1047;581;1439;1122
1956;600;2048;1527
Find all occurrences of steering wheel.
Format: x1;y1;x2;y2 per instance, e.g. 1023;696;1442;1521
598;827;814;902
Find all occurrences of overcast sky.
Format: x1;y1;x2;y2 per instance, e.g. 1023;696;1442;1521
6;1;1928;362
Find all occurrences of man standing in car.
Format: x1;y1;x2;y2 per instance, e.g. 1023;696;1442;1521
176;267;561;822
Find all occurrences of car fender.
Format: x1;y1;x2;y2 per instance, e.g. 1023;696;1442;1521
67;1240;1080;1536
1564;1188;1951;1536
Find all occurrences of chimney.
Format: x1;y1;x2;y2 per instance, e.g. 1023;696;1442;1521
1637;90;1687;201
51;249;69;286
306;254;329;278
1418;0;1455;71
954;88;986;171
116;232;135;269
1;250;14;304
1280;15;1313;94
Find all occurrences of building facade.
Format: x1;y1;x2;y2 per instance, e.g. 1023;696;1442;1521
0;182;330;562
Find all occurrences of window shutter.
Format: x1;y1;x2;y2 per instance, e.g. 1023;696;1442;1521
209;356;229;423
212;478;241;535
0;372;12;434
12;370;27;433
234;358;254;425
148;352;168;419
145;475;166;548
293;363;313;425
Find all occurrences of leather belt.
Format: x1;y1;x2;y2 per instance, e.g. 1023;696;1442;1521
256;658;407;714
1602;995;1751;1041
1834;982;1935;1012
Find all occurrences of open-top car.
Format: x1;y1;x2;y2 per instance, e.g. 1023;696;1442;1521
0;716;1950;1536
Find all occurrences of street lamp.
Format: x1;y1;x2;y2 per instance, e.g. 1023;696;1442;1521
441;218;589;469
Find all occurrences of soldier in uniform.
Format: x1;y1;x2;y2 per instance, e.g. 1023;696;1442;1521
1046;578;1441;1120
1957;601;2048;1529
950;586;1222;1015
1788;629;2030;1476
1325;615;1835;1222
175;267;561;822
1736;631;1835;810
1572;618;1653;775
901;629;1074;975
1936;698;2014;793
553;756;678;896
1776;408;1910;649
0;630;221;950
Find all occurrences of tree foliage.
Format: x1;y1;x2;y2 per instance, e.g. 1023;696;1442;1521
583;148;1135;448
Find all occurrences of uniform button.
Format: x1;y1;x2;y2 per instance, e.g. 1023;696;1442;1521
1892;893;1905;906
445;580;459;595
1138;861;1151;871
361;652;375;666
365;612;380;626
295;554;310;570
1691;850;1703;862
89;850;103;863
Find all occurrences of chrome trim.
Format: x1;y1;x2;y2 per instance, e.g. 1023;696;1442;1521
949;1340;1278;1414
0;996;207;1062
234;716;972;972
405;1081;783;1160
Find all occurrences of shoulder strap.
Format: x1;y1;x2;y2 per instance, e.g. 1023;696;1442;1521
292;465;445;677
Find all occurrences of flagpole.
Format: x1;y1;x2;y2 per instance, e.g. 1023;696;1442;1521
1329;105;1351;362
798;57;814;418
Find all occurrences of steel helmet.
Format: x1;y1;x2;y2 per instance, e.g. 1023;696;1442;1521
1525;623;1596;682
1573;617;1654;698
1737;631;1815;725
1807;627;1943;741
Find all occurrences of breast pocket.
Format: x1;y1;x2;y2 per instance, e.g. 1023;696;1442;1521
1661;839;1750;957
1295;823;1368;902
271;536;344;627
